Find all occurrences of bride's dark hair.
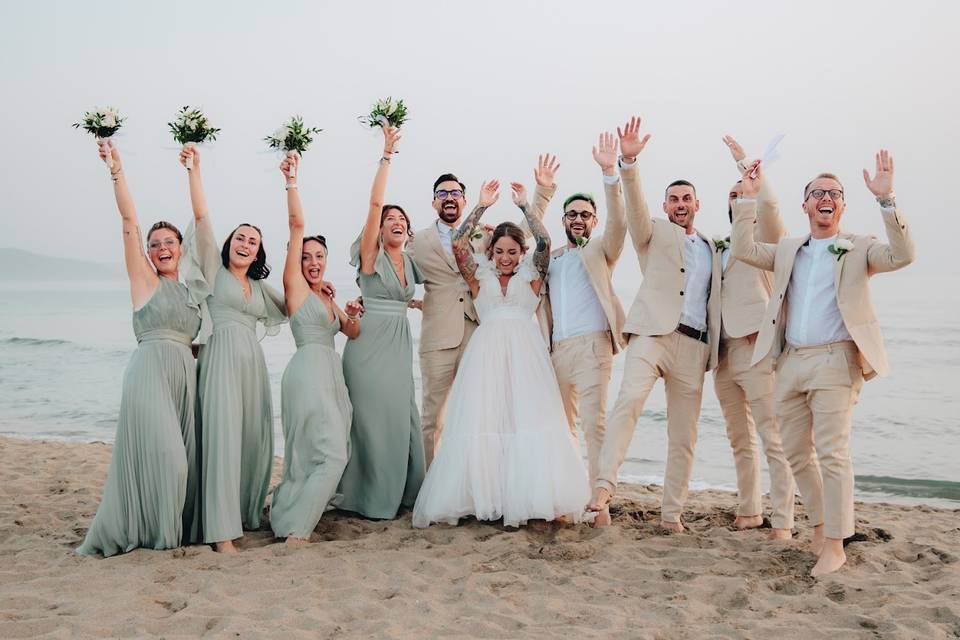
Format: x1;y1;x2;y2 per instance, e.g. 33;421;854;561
485;222;527;259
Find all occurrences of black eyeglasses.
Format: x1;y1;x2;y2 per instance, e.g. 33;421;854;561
564;210;595;221
807;189;844;201
434;189;463;200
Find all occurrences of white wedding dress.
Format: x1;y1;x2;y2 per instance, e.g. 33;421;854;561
412;255;591;528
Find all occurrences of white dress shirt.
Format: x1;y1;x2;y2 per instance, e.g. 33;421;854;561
785;234;853;347
680;232;713;332
436;220;455;254
721;246;731;272
548;248;609;341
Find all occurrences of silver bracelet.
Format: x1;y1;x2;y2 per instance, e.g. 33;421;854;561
285;183;298;191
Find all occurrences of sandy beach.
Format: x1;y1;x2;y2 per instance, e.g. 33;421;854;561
1;436;958;639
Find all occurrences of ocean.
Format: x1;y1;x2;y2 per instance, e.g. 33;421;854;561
2;275;958;508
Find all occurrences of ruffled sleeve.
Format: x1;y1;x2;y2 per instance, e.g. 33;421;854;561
258;280;288;338
514;254;540;284
349;229;395;287
181;217;221;343
474;253;498;284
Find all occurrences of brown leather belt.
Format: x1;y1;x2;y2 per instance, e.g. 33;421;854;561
677;323;708;344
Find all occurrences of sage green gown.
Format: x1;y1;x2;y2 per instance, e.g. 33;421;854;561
77;276;202;557
189;218;287;543
338;239;425;519
270;294;353;539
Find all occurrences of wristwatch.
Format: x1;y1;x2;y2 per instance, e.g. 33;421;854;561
876;193;896;208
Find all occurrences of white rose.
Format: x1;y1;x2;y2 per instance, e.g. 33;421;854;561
386;101;397;115
101;114;116;128
376;99;388;111
837;238;854;251
273;125;290;141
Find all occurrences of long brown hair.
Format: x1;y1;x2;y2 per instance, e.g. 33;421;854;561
486;222;527;259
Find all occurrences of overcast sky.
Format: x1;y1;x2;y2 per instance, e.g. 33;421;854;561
1;0;956;290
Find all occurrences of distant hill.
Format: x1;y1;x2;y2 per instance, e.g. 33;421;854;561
0;247;123;281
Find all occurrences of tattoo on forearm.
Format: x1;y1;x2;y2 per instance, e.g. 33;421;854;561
519;203;551;279
452;205;488;282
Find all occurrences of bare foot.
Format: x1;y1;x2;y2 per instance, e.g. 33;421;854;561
811;538;846;577
285;536;311;545
733;514;763;530
587;487;612;528
214;540;238;554
810;524;825;556
767;528;793;541
660;519;684;533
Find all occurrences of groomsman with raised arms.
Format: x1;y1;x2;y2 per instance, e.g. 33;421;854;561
528;134;628;524
712;135;799;540
589;116;722;532
410;175;552;467
730;150;914;575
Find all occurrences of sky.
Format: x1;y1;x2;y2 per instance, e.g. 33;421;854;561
1;0;957;291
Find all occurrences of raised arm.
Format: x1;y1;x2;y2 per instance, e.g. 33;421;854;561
724;135;785;243
592;131;627;264
862;149;915;273
730;163;777;271
616;116;654;252
100;140;159;308
512;180;551;295
279;154;311;316
452;180;499;297
359;125;401;274
180;145;220;282
527;154;559;222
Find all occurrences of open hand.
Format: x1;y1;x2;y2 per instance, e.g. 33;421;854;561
862;149;894;197
617;115;651;160
534;154;560;188
592;131;618;172
478;180;500;207
510;182;528;207
722;135;746;162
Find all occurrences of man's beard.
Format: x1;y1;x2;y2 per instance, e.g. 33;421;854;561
565;226;591;245
438;205;460;224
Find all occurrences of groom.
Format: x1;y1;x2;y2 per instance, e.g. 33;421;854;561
731;151;914;575
528;135;627;518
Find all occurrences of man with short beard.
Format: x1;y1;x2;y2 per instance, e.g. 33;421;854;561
731;151;914;576
527;135;627;524
409;175;546;467
588;116;722;532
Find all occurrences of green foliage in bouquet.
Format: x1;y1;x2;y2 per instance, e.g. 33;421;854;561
73;107;124;138
360;97;409;128
264;116;323;154
168;106;220;145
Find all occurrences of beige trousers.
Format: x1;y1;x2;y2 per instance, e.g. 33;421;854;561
420;319;478;468
714;335;799;529
596;331;709;523
775;341;863;539
551;331;614;486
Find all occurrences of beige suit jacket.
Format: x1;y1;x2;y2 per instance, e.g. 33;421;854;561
720;169;787;338
409;222;477;354
621;163;723;371
531;180;628;354
730;199;915;380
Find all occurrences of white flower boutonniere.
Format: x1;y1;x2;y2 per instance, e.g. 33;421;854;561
828;238;854;261
712;236;730;252
574;236;589;248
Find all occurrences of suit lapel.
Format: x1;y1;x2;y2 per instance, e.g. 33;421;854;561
427;222;459;272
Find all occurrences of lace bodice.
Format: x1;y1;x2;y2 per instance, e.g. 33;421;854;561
473;255;540;323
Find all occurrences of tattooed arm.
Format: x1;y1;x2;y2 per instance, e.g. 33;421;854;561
511;181;551;296
452;180;499;298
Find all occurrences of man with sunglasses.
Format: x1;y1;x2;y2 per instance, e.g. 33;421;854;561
712;135;798;542
588;116;722;533
730;151;914;575
527;138;628;523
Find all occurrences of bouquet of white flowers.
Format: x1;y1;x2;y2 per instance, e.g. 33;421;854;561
264;116;322;179
168;106;220;170
73;106;124;171
360;97;409;129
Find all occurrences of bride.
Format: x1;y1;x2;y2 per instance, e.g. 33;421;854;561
411;170;591;528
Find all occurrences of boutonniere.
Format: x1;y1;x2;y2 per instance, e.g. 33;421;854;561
712;236;730;252
574;236;589;248
828;238;854;261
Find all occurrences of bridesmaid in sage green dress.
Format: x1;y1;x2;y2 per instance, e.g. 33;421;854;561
337;125;426;520
270;154;364;543
180;145;286;553
78;140;202;557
